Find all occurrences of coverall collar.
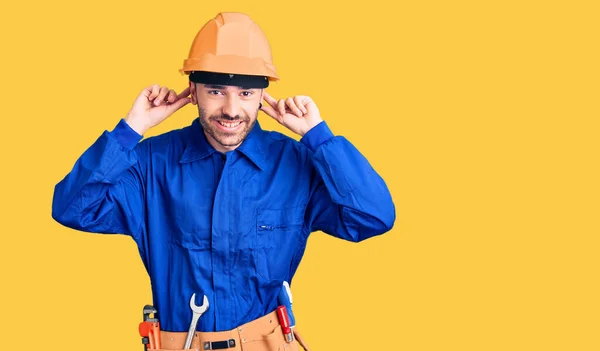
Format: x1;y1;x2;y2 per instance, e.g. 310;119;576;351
179;117;267;170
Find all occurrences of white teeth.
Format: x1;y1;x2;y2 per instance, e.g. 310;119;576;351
218;121;241;128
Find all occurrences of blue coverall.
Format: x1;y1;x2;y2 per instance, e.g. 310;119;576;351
52;117;395;332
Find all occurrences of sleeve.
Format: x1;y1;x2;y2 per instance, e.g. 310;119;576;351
301;121;396;242
51;118;147;241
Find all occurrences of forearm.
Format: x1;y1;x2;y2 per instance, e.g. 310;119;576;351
303;122;396;241
52;119;145;235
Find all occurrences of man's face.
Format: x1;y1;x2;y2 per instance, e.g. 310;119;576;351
191;82;262;153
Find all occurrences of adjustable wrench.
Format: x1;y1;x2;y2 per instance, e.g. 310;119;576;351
184;293;209;349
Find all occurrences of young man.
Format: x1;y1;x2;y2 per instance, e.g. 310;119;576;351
52;12;395;351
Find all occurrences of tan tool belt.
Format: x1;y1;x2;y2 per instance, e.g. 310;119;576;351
156;310;310;351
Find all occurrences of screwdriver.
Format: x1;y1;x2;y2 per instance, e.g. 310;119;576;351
278;281;296;341
276;306;294;343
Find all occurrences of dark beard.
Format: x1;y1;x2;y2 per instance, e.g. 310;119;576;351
198;107;257;148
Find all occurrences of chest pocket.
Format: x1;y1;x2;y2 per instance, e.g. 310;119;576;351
254;207;305;281
165;172;215;250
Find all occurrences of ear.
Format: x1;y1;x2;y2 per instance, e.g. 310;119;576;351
259;89;264;109
189;81;197;105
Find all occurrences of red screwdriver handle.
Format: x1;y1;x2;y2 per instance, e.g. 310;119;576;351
276;306;293;342
277;306;290;329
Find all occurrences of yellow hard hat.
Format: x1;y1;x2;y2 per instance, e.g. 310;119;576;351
180;12;279;88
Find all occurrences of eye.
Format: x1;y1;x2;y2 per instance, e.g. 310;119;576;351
208;90;223;95
240;91;253;97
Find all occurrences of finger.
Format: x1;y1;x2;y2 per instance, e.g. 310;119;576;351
263;91;278;109
165;96;191;115
154;86;170;106
167;89;177;103
286;97;303;117
294;96;308;114
260;103;281;122
148;84;160;101
277;99;286;116
142;85;152;98
177;87;191;100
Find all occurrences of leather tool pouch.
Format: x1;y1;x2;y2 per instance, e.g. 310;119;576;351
147;311;304;351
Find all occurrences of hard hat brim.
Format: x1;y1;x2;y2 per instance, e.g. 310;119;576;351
189;71;270;88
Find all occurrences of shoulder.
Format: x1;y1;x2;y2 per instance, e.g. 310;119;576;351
262;129;313;160
134;123;191;159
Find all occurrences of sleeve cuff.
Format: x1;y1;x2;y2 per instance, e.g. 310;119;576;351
109;119;143;150
300;121;334;152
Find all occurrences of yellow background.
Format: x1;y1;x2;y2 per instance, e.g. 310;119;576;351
1;0;599;350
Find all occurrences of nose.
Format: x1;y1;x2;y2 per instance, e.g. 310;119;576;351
222;95;241;118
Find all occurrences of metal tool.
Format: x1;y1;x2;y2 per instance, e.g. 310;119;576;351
276;306;294;343
278;282;311;350
138;321;152;350
278;282;296;327
140;305;161;350
278;281;295;341
184;293;209;350
143;305;158;322
139;321;160;350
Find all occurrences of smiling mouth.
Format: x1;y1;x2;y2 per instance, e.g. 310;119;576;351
217;120;242;128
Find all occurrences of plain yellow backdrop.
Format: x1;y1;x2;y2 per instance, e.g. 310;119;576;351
1;0;599;350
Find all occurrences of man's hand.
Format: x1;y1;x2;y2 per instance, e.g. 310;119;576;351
260;92;323;137
125;85;191;135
